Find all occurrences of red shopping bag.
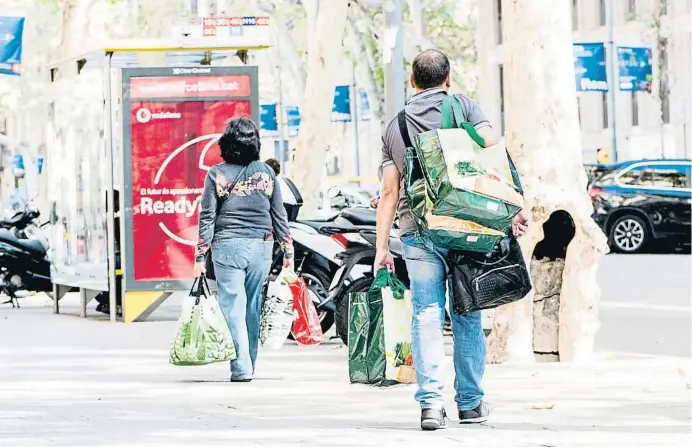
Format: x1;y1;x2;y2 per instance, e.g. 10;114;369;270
289;278;323;346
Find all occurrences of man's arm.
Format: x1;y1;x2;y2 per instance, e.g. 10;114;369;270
374;164;399;272
476;126;498;147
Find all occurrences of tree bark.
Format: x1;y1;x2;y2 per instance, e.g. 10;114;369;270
487;0;609;363
290;0;350;215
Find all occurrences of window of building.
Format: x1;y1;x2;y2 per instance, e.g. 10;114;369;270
602;92;609;129
599;0;606;26
499;64;505;135
631;91;639;127
496;0;503;44
648;164;691;189
626;0;637;20
572;0;579;30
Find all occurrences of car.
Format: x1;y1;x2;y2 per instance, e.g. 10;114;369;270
589;159;691;253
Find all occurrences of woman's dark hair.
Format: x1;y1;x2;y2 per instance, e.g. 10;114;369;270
265;158;281;175
218;117;261;165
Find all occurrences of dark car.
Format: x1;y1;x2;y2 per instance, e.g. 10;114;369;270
589;159;691;253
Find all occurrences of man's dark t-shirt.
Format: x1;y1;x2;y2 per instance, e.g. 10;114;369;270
381;88;492;236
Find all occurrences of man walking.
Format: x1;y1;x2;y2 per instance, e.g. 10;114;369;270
374;49;528;430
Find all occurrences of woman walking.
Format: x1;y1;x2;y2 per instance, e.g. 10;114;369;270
194;117;293;382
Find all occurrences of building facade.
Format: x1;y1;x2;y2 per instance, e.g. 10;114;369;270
476;0;692;163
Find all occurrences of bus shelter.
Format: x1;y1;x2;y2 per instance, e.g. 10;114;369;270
46;31;268;322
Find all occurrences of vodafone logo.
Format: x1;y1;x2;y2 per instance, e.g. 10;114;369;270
135;107;182;123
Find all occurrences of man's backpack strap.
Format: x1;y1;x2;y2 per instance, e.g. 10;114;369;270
397;109;414;149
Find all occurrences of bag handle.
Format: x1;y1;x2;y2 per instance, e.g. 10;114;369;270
189;276;212;305
442;95;487;148
371;268;407;299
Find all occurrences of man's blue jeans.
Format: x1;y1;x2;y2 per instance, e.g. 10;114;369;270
401;234;486;411
212;238;273;380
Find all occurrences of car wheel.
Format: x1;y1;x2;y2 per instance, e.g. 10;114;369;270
609;215;650;253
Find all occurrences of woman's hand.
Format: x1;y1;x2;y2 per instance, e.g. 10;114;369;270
193;262;206;278
282;257;295;271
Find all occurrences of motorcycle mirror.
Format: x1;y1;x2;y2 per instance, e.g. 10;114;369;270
327;188;341;199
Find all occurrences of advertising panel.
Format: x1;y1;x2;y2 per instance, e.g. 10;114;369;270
122;67;259;291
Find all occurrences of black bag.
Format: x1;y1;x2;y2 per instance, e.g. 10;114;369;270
204;164;249;280
448;236;532;315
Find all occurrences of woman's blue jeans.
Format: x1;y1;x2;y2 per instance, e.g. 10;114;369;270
212;238;273;380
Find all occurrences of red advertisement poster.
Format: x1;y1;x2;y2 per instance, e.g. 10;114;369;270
130;99;251;281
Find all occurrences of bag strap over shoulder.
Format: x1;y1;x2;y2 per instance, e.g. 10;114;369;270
442;94;487;148
397;109;414;149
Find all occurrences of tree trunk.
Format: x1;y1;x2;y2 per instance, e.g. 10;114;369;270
291;0;350;215
487;0;609;364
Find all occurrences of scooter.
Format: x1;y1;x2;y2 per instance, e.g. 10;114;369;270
0;207;52;307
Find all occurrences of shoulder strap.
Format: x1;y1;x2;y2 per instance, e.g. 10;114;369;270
215;164;249;213
397;109;413;149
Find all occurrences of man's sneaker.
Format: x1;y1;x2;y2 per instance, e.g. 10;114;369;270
458;401;491;424
421;408;448;431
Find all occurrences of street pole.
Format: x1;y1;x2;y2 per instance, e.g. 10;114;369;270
352;59;361;177
606;0;618;163
384;0;405;122
277;64;287;174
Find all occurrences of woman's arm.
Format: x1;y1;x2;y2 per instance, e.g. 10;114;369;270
269;176;294;261
196;168;218;263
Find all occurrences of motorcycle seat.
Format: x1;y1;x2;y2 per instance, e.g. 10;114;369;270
0;229;45;255
340;207;376;226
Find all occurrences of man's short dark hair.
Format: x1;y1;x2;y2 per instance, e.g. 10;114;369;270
265;158;281;175
412;49;450;90
218;117;261;165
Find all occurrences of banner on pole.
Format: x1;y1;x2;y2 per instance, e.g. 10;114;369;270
617;46;653;92
286;106;301;137
574;43;608;92
260;104;279;138
0;15;24;76
331;85;352;122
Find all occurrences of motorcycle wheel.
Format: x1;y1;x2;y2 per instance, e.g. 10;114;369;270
287;264;335;338
334;275;373;346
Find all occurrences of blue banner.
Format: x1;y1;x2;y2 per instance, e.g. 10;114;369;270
331;85;352;122
286;106;301;137
260;104;279;138
617;46;653;92
359;89;371;121
574;43;608;92
0;16;24;76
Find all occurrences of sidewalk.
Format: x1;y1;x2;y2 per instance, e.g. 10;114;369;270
1;295;690;447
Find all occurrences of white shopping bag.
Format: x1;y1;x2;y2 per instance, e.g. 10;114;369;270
381;274;416;383
259;269;297;350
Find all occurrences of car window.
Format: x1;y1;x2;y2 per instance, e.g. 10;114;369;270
617;166;652;187
647;164;691;189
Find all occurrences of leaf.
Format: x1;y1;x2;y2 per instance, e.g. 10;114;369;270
529;404;555;410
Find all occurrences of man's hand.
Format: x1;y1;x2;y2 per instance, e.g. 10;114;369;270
511;210;530;238
374;249;394;273
193;261;206;278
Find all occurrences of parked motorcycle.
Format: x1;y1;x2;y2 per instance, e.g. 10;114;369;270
0;206;52;307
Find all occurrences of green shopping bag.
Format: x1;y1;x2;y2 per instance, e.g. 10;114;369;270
348;269;415;386
169;277;237;366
